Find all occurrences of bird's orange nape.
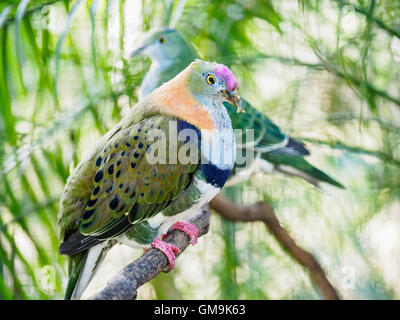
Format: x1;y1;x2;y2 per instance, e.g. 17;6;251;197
147;70;216;131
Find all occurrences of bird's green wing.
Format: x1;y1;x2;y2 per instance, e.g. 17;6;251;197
57;122;125;242
224;99;309;155
59;115;199;255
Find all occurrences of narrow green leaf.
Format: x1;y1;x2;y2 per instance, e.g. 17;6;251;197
54;0;85;103
14;0;32;95
169;0;188;28
0;27;17;146
90;0;101;74
0;5;12;29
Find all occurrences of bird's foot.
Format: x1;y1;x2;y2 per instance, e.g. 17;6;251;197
166;221;199;245
150;238;180;271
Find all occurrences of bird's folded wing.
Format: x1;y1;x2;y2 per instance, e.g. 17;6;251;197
59;115;199;255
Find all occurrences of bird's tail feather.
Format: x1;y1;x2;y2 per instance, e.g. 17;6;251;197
260;153;345;189
64;241;114;300
64;251;87;300
275;163;344;189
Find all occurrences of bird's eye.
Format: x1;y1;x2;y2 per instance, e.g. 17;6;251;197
206;74;216;85
159;36;167;44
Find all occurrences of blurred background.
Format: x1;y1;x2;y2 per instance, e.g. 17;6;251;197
0;0;399;300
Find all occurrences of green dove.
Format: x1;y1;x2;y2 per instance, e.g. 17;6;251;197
58;60;243;299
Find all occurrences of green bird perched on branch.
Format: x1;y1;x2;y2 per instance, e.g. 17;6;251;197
58;60;244;299
132;28;344;189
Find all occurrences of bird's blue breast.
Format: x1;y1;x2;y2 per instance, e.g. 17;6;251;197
177;119;232;189
177;119;201;138
199;163;231;189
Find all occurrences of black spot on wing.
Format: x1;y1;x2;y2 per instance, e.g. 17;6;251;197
87;198;97;207
109;196;119;210
94;170;104;183
82;209;95;220
93;186;100;195
96;157;102;167
81;221;93;229
107;164;114;175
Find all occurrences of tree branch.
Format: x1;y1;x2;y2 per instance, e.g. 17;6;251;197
90;205;210;300
209;195;340;300
90;195;339;300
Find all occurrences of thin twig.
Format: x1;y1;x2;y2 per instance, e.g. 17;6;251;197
299;137;400;167
1;0;62;28
312;45;400;108
209;195;340;300
333;0;400;39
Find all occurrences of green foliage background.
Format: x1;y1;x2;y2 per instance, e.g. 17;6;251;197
0;0;399;299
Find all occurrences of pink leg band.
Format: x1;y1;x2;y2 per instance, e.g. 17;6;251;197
170;221;199;245
151;238;180;271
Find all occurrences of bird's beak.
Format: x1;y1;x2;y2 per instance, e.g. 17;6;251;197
131;44;147;57
224;88;244;113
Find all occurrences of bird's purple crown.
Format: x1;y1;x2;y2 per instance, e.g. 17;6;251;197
214;64;238;91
